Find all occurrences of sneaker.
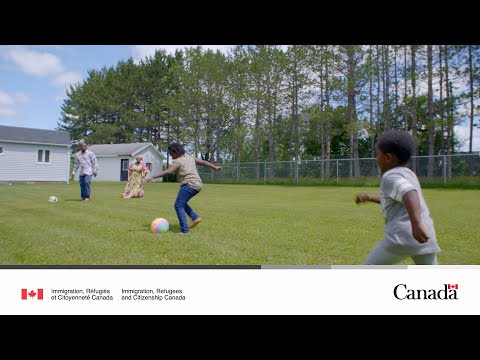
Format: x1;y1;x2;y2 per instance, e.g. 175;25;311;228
83;198;90;202
189;218;202;229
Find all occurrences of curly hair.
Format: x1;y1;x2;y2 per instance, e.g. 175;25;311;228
168;142;186;156
377;130;415;165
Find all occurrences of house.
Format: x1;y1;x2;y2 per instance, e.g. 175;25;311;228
78;143;165;182
0;125;71;184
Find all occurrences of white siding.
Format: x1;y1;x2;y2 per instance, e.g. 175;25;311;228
0;142;70;182
139;148;164;180
72;144;164;182
89;157;129;182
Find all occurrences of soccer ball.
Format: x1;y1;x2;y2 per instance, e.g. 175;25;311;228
48;196;59;203
151;218;169;233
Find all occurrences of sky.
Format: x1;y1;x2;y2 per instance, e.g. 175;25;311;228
0;45;233;132
0;45;478;152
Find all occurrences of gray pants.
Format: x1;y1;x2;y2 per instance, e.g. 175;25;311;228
366;240;438;265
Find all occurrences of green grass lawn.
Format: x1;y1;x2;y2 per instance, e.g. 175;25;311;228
1;182;479;265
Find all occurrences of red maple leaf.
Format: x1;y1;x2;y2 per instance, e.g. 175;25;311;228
28;290;36;298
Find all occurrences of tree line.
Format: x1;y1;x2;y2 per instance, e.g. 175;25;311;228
58;45;480;179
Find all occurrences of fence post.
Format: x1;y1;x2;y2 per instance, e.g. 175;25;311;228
443;155;447;185
295;160;298;185
336;159;339;185
211;168;214;184
264;160;267;184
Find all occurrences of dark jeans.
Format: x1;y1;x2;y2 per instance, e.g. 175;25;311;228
79;174;92;200
174;184;200;233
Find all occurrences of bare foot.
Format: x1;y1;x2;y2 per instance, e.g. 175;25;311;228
189;218;202;229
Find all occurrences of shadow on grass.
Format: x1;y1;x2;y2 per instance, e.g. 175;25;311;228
168;224;181;233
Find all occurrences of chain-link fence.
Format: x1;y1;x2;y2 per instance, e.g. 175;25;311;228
198;153;480;186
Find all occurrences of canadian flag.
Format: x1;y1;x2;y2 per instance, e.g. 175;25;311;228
21;289;43;300
448;284;458;290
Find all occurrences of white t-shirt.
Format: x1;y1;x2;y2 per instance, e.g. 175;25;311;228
380;166;441;255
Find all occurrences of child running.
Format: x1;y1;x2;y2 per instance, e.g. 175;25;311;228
355;130;441;265
145;142;223;234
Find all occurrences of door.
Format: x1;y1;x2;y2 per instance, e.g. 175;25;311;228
120;159;129;181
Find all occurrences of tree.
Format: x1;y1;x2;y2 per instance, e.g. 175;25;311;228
227;46;251;180
410;45;419;172
337;45;367;180
427;45;435;178
284;46;312;182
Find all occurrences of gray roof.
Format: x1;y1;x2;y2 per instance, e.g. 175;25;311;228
87;143;165;159
0;125;70;145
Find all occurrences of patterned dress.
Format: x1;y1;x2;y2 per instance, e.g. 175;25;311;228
123;162;149;198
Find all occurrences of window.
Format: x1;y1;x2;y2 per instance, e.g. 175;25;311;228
146;162;152;171
37;149;51;163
